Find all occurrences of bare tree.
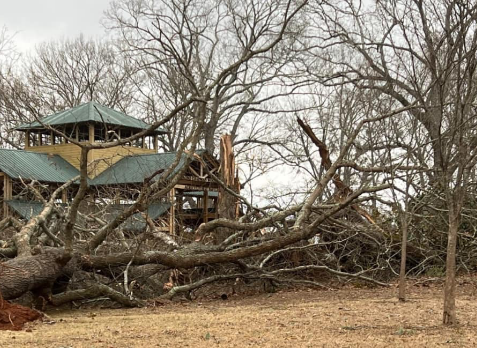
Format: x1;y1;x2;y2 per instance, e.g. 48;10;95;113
307;0;477;324
105;0;311;154
0;36;138;148
0;0;405;309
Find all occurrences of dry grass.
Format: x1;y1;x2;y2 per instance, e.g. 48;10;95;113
1;276;477;347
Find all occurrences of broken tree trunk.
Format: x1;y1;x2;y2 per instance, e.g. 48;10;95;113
296;117;376;225
0;248;71;300
216;134;239;243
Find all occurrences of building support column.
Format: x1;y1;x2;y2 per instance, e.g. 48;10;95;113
153;135;158;151
203;189;209;223
169;188;175;235
3;175;12;218
61;190;68;204
89;124;95;143
25;131;30;149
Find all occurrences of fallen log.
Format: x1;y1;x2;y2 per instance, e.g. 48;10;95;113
51;283;144;307
0;248;71;300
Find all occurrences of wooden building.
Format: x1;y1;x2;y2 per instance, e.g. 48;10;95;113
0;102;222;234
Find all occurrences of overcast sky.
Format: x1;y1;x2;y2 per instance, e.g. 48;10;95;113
0;0;110;52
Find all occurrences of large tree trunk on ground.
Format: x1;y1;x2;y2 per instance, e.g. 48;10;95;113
0;248;71;300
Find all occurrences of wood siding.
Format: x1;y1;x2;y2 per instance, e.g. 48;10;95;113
88;146;155;178
27;143;155;178
27;143;83;169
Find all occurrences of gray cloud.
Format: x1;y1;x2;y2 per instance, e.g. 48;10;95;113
0;0;110;51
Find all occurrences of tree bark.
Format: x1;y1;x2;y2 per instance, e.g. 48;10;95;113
0;248;71;300
398;212;409;302
51;283;144;307
443;207;459;325
217;134;238;242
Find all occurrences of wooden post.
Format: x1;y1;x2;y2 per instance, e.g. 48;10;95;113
89;124;95;143
61;129;66;144
213;197;218;218
169;188;176;235
61;190;68;204
153;135;158;151
25;131;30;149
3;175;12;218
203;189;209;223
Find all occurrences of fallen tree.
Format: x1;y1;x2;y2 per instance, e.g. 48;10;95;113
0;106;413;310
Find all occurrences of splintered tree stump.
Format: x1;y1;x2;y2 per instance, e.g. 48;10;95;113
217;134;240;242
0;297;42;331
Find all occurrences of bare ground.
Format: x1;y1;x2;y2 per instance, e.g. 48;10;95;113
1;276;477;347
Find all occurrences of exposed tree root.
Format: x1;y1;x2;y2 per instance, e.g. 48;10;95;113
0;296;42;331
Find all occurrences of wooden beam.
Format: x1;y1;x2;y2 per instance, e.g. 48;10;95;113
203;189;209;223
61;190;68;204
169;188;176;235
177;178;219;188
89;124;95;143
3;175;12;218
189;166;203;178
25;130;30;149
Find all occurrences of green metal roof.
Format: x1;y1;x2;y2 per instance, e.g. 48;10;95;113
6;200;170;231
106;202;171;231
6;200;45;220
0;149;208;186
0;149;79;183
91;152;187;185
16;101;166;134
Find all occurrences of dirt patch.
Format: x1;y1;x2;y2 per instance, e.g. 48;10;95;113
0;275;476;346
0;298;42;331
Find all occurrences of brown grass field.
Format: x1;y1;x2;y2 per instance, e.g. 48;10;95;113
1;275;476;347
